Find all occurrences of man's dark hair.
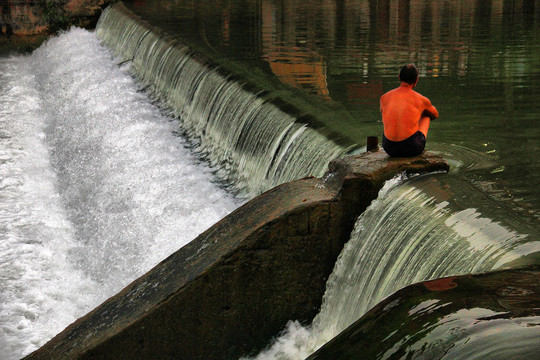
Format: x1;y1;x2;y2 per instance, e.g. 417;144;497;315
399;64;419;84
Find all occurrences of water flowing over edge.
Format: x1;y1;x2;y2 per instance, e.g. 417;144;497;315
247;173;534;359
95;3;350;198
0;28;239;360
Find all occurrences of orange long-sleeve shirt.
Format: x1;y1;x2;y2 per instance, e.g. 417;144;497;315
380;83;438;141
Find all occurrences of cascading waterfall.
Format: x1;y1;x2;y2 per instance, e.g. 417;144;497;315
250;174;533;359
0;28;239;360
95;4;350;197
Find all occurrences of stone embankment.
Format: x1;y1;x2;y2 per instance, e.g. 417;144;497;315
25;150;449;360
0;0;112;52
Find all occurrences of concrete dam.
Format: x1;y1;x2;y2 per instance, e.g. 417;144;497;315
0;1;538;359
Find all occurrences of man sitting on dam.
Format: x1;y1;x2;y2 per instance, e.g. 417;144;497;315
380;64;439;157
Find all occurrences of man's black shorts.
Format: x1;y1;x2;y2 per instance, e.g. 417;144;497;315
383;131;426;157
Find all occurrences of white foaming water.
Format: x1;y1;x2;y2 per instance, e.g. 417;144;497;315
0;28;238;360
248;174;534;360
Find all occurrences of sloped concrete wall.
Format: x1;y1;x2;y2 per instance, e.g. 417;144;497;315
25;151;448;360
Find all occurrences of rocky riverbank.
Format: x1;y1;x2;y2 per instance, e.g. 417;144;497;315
0;0;112;54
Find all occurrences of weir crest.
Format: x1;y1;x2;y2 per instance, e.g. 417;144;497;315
96;3;351;198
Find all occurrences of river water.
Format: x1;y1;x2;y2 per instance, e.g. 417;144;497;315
124;0;540;225
0;28;238;359
247;173;538;359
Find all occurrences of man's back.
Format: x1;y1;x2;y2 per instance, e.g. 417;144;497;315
380;83;438;141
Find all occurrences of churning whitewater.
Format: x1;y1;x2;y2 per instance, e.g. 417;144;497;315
0;28;238;360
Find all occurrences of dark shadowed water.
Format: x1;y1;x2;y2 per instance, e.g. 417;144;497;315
124;0;539;226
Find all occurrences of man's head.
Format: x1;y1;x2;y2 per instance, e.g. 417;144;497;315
399;64;419;85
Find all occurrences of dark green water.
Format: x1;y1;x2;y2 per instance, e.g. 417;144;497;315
123;0;539;226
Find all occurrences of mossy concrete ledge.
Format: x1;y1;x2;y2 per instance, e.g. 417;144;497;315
25;150;449;360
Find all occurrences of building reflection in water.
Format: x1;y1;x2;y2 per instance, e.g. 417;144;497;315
126;0;537;106
260;0;333;99
242;0;534;105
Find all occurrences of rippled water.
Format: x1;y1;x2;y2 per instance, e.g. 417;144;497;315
0;28;238;359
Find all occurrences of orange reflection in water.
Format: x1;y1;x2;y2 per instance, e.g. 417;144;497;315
265;54;330;98
260;0;331;100
423;277;458;292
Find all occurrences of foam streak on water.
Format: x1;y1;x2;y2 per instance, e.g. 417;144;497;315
0;28;238;360
249;174;533;359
